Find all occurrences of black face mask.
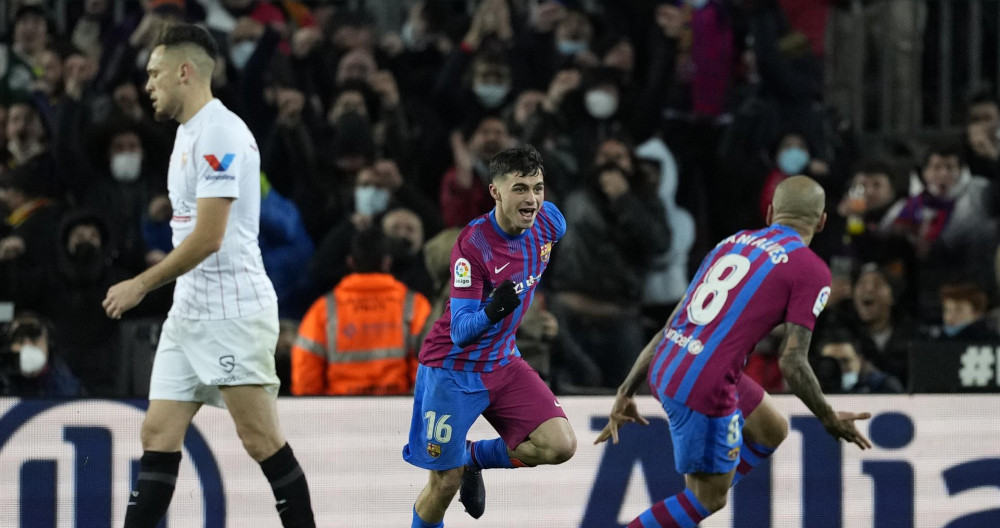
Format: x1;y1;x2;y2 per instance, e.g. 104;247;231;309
65;242;105;284
386;236;415;260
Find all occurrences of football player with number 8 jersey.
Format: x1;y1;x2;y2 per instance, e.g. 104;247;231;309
596;176;873;528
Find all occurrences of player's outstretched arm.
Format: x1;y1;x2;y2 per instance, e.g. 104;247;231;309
103;197;233;319
778;323;873;450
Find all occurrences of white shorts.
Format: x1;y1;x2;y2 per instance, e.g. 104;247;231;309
149;303;280;408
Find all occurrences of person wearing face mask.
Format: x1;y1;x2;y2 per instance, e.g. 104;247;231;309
75;123;168;273
889;142;997;322
36;212;138;396
0;313;83;397
432;41;522;130
309;160;442;293
757;132;819;222
937;282;999;342
381;207;434;299
819;336;903;394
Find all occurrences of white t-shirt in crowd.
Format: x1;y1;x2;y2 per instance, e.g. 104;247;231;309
167;98;277;320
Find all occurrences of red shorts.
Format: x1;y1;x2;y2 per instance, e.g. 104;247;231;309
481;356;567;450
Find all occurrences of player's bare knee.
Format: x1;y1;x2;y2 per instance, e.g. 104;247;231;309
234;425;282;461
546;432;577;464
140;419;179;451
693;488;728;513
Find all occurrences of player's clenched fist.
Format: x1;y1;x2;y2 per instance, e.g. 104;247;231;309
484;280;521;323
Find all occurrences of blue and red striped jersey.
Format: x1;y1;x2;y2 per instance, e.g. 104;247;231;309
649;224;832;416
419;201;565;372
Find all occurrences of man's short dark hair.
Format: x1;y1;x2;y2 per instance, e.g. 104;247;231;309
350;228;389;273
923;140;965;167
966;87;998;115
157;23;218;62
489;145;544;182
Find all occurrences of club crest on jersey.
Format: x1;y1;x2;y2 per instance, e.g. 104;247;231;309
540;242;552;262
204;153;235;171
454;258;472;288
728;447;740;460
813;286;831;317
427;442;441;458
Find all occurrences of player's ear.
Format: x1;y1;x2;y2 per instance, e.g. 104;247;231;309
489;182;501;202
765;204;773;225
816;211;827;233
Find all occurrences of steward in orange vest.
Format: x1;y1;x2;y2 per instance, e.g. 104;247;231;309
292;230;431;395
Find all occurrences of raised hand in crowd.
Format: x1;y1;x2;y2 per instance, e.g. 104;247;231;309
370;70;401;110
292;26;323;59
655;3;686;40
63;54;97;102
450;130;476;190
530;1;567;34
543;69;581;113
275;88;306;128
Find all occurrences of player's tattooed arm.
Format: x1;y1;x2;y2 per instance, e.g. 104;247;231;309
778;323;836;424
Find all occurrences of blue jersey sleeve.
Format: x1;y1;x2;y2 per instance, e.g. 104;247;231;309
447;229;495;346
449;298;495;347
541;201;566;241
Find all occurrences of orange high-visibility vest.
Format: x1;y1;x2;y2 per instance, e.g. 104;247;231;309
291;273;431;395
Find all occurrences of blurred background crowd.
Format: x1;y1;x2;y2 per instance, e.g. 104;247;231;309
2;0;999;399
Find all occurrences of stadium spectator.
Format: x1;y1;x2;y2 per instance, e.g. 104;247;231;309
963;89;1000;181
549;161;670;388
0;5;50;103
938;282;999;341
819;334;905;394
889;142;997;322
259;174;315;320
439;115;513;227
0;312;83;397
381;207;434;299
291;229;430;396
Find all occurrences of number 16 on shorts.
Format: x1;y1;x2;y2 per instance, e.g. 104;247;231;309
424;411;452;458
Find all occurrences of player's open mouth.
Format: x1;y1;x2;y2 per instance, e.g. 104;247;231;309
518;208;535;221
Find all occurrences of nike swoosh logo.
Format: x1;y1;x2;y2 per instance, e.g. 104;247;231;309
554;400;562;407
494;262;511;274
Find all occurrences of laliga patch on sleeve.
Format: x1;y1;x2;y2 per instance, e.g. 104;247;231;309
454;257;472;288
813;286;831;317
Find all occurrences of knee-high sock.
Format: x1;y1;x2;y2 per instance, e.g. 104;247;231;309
731;440;776;487
463;438;524;469
260;443;315;528
628;488;710;528
411;506;444;528
124;451;181;528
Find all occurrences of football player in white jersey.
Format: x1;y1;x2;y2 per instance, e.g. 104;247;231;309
102;24;315;528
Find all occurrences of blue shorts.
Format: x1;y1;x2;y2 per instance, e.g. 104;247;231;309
402;360;565;470
661;397;744;475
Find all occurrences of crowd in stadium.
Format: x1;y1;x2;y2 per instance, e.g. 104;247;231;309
1;0;998;398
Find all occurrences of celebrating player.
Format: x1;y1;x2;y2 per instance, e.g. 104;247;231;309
403;145;576;528
597;176;872;528
102;24;315;527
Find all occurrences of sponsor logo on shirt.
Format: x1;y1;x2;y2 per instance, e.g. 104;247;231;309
813;286;831;317
454;258;472;288
204;174;236;181
664;328;704;355
204;153;235;171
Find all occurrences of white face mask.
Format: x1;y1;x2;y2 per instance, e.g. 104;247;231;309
841;371;859;391
230;40;257;70
354;185;390;216
19;343;47;376
111;152;143;182
585;90;618;119
474;84;510;109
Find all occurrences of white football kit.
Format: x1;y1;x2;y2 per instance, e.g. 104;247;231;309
149;99;280;407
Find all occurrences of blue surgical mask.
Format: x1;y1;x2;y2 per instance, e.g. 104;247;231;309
777;147;810;175
686;0;710;8
942;323;969;337
473;83;510;108
354;185;390;216
841;371;859;391
556;40;588;56
230;40;256;70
